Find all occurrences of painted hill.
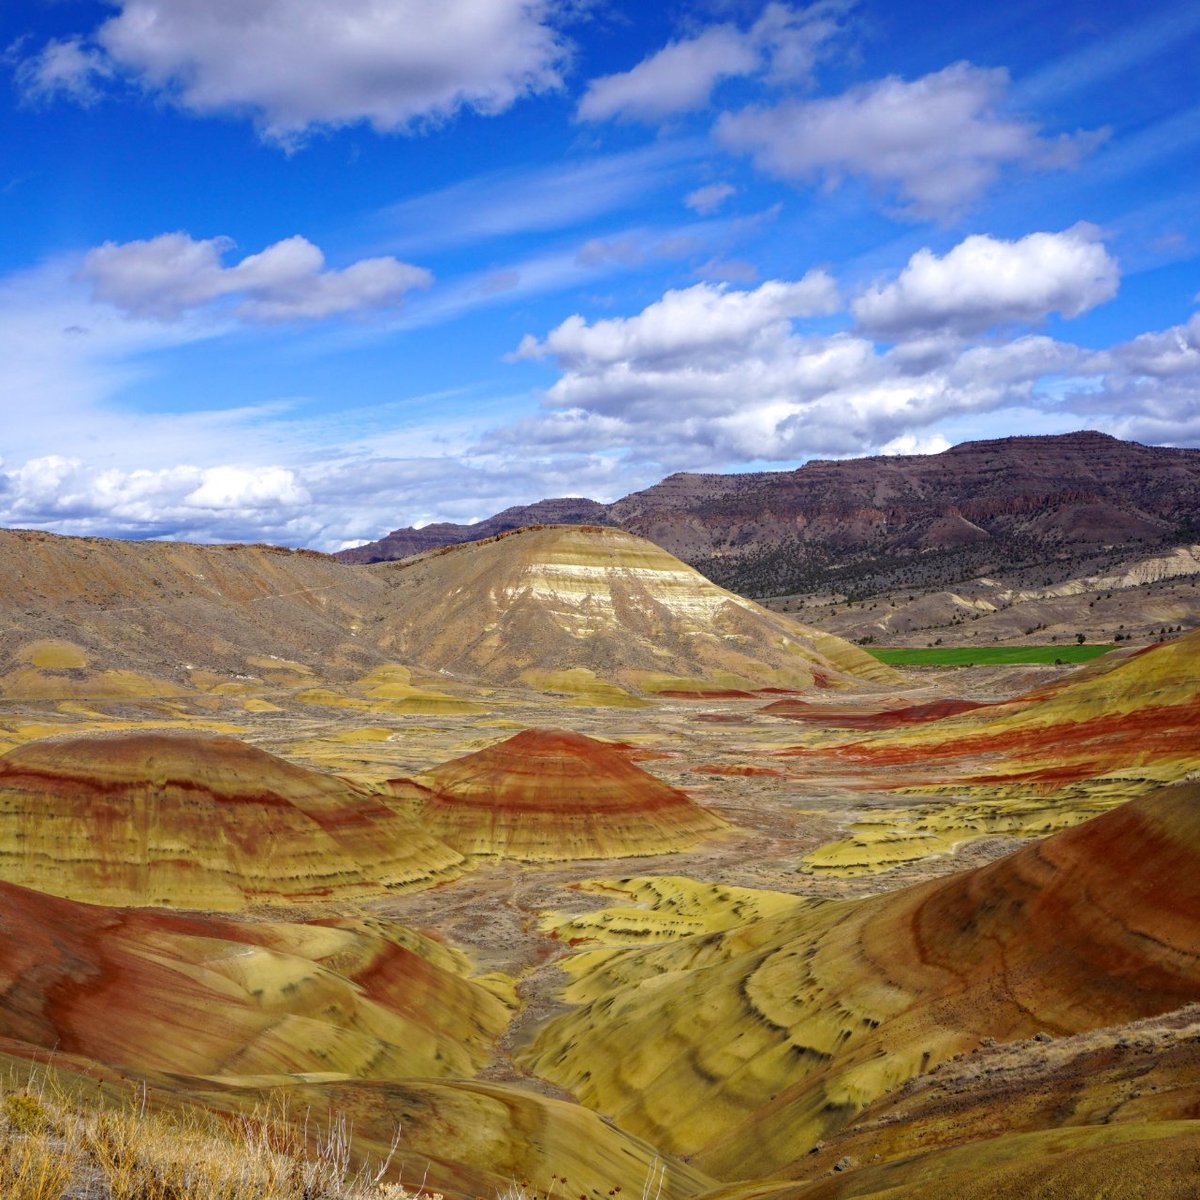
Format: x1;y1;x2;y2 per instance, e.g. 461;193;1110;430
739;1005;1200;1198
522;780;1200;1179
0;527;390;687
0;731;463;908
418;728;729;860
338;431;1200;601
371;524;892;695
766;630;1200;879
0;878;508;1081
813;628;1200;790
0;523;886;701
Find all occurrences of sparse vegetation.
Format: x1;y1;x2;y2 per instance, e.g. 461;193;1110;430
0;1073;411;1200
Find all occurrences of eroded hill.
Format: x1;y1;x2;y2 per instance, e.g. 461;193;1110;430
0;523;884;701
0;520;1196;1197
338;432;1200;603
368;524;892;695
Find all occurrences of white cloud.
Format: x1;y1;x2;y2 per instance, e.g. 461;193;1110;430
754;0;848;85
579;25;758;123
1;240;1195;552
853;225;1120;336
575;237;645;268
716;62;1104;218
375;141;702;255
879;432;952;456
513;275;840;370
184;465;309;509
13;36;113;104
504;278;1111;467
684;182;737;215
695;258;759;284
78;232;432;322
578;2;846;123
1107;312;1200;378
20;0;568;144
0;458;311;541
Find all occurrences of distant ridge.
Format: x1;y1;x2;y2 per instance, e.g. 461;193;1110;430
338;497;615;563
337;432;1200;598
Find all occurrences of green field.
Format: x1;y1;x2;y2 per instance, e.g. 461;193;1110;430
868;644;1115;666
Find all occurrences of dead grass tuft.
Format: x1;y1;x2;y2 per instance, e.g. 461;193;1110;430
0;1069;423;1200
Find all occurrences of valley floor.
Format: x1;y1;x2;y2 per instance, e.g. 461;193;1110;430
1;641;1198;1198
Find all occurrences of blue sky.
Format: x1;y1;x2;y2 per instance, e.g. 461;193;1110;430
1;0;1198;549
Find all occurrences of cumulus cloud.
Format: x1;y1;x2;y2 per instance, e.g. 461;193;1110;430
0;457;312;542
78;232;432;322
853;225;1120;336
579;26;757;123
879;432;952;456
716;62;1105;218
578;1;846;123
0;442;655;551
504;277;1113;466
19;0;568;143
2;237;1196;551
684;182;737;215
1107;311;1200;378
513;274;840;370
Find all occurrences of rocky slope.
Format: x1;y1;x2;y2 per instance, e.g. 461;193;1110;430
338;432;1200;603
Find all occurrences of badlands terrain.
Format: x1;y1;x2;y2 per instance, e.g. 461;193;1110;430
0;514;1198;1197
342;432;1200;652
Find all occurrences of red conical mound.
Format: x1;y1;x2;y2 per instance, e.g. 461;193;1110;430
419;728;729;860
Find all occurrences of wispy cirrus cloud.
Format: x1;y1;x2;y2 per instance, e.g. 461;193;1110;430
1016;1;1200;107
373;141;704;256
684;182;737;215
12;36;113;105
577;1;850;123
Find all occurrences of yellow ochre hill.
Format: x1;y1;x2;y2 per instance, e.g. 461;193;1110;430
0;527;389;686
522;779;1200;1179
0;730;463;908
0;523;888;703
373;524;894;695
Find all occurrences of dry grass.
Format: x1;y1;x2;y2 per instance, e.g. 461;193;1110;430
0;1072;423;1200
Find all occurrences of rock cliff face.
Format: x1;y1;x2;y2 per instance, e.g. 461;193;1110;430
337;432;1200;597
